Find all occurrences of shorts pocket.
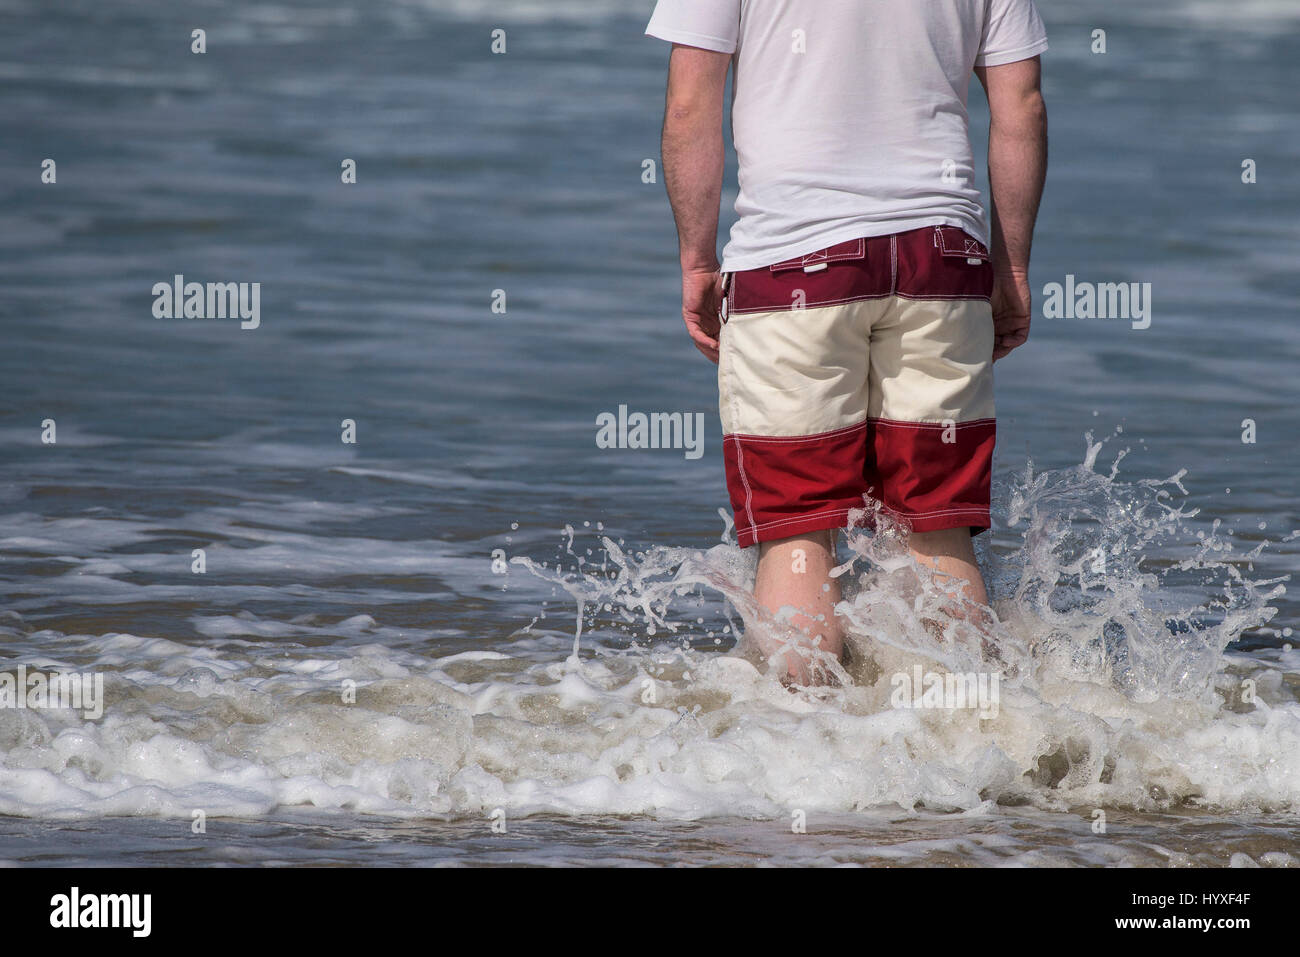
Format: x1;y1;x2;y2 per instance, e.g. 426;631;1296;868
932;226;990;263
733;238;881;314
769;238;866;274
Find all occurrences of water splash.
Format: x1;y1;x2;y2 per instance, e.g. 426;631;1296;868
502;434;1295;814
0;440;1293;825
517;433;1283;696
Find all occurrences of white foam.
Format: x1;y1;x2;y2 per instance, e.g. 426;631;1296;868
0;438;1294;828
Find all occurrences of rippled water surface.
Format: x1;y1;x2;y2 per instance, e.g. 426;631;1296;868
0;0;1297;865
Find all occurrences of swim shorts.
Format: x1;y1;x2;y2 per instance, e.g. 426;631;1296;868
717;225;996;548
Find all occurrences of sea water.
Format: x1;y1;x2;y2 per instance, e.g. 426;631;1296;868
0;0;1296;863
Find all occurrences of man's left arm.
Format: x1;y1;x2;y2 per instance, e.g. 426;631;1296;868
660;44;731;363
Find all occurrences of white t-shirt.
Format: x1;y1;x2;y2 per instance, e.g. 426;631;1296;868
646;0;1048;273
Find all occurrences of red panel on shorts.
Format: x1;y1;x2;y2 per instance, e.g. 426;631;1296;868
869;418;995;533
723;423;871;548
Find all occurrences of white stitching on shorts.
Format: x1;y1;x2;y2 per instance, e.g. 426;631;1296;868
893;292;992;302
728;292;892;315
732;435;758;540
730;289;988;316
769;237;866;273
870;417;995;429
725;421;869;443
890;235;898;294
719;327;758;539
745;508;856;536
894;506;990;519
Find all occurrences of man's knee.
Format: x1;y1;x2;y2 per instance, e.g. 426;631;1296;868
908;525;976;559
758;528;837;559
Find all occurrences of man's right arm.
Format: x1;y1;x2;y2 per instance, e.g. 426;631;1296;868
661;43;731;363
976;56;1047;361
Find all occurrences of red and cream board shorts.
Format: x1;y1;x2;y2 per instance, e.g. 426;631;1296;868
718;225;996;548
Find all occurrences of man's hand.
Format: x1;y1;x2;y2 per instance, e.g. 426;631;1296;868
682;266;723;363
991;270;1031;361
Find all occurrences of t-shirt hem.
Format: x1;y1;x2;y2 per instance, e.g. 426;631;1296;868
974;38;1049;67
720;217;991;274
645;26;736;55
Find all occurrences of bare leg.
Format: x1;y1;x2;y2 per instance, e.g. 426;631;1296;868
752;530;844;685
907;527;1002;663
908;527;989;607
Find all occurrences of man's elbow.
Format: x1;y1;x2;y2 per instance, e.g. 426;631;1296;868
663;97;722;129
663;46;729;129
991;89;1047;138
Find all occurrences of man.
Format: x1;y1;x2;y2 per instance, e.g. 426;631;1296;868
647;0;1048;684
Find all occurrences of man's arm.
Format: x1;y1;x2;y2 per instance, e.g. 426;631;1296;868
975;56;1047;361
661;44;731;363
